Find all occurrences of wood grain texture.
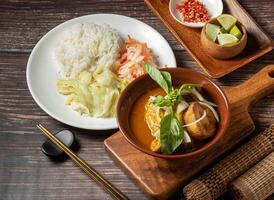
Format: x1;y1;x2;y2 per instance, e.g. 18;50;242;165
104;65;274;199
0;0;273;200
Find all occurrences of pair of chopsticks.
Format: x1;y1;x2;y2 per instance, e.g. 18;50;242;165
37;124;128;200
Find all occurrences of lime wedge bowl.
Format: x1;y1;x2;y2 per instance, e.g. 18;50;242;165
201;17;247;59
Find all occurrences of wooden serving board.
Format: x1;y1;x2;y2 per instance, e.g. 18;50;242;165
144;0;273;78
104;65;274;200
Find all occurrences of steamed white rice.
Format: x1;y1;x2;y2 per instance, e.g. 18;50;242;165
56;23;122;78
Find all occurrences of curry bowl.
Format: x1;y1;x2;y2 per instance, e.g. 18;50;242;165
116;68;230;159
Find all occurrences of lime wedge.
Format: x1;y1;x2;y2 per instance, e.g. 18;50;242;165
217;34;239;45
205;23;220;42
219;27;227;34
229;25;242;39
217;14;237;31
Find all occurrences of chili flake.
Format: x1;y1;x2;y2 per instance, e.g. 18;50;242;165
176;0;210;23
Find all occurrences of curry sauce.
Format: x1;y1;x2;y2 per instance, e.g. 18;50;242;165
130;87;165;149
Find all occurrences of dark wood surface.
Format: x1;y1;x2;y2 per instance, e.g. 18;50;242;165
0;0;273;200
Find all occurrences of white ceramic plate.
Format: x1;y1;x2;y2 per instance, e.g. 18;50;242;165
169;0;223;28
27;14;176;130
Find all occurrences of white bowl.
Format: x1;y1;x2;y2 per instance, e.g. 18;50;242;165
169;0;223;28
26;14;176;130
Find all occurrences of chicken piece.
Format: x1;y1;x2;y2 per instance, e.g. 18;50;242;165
176;112;183;124
183;102;217;140
145;99;164;133
150;138;161;153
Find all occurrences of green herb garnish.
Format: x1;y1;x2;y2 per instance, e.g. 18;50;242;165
144;63;199;154
160;113;182;154
144;64;172;93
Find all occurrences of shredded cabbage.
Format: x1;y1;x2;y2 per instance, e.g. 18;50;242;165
56;69;126;117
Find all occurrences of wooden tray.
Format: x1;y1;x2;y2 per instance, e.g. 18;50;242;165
105;65;274;199
144;0;273;78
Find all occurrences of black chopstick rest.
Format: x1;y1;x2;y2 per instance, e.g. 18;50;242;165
41;130;75;157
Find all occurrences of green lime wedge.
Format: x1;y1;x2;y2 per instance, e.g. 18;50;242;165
217;34;239;45
217;14;237;31
205;23;220;42
229;25;242;39
219;27;227;34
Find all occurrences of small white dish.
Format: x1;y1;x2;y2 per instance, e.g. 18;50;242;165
26;14;176;130
169;0;223;28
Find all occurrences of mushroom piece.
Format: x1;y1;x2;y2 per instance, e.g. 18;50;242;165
183;102;217;140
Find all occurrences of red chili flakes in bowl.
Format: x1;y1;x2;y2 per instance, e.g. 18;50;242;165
176;0;210;23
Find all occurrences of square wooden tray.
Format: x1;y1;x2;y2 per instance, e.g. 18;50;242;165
144;0;273;78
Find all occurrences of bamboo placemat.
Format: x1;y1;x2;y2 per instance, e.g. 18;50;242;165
229;152;274;200
183;124;274;200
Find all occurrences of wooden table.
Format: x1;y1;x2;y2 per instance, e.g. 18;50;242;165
0;0;273;199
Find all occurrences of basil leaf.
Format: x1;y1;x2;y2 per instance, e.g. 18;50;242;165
160;113;183;154
144;63;172;93
179;84;200;94
168;89;181;103
153;96;173;107
160;71;172;91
